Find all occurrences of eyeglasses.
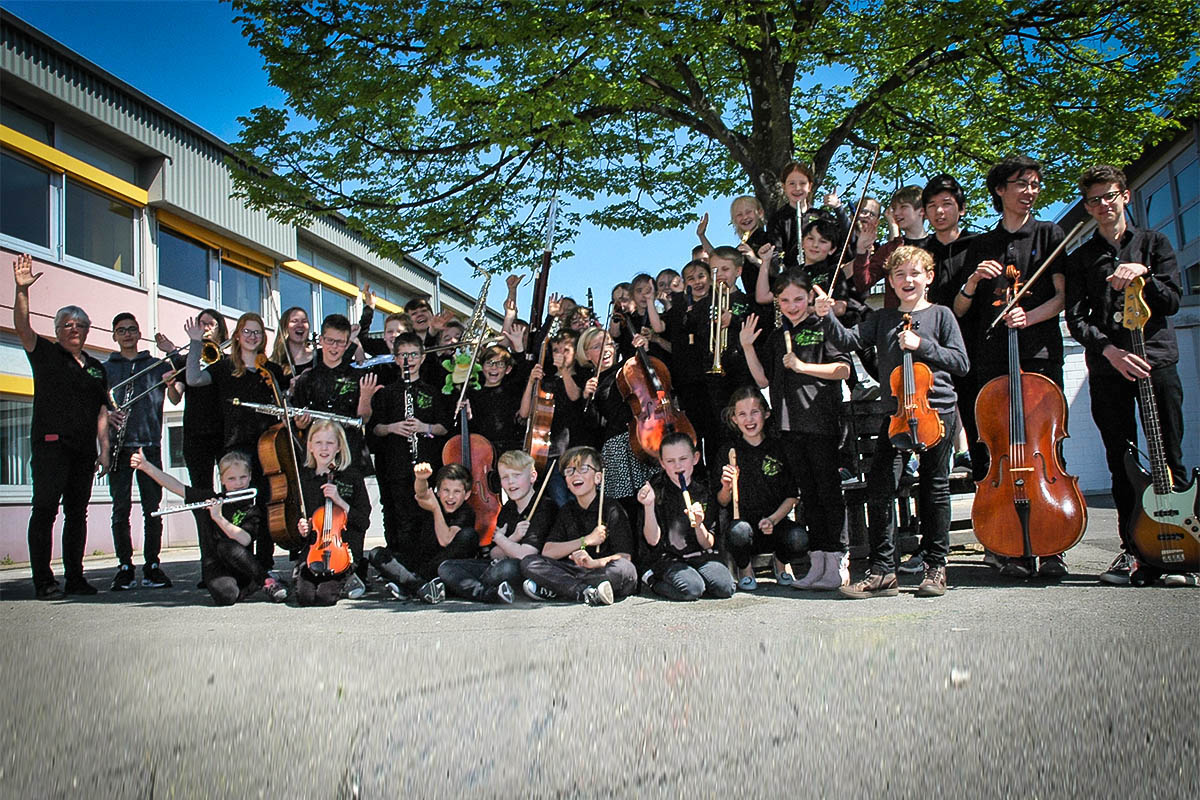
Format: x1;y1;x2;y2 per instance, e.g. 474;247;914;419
114;326;139;335
562;464;597;477
858;209;880;219
483;359;508;368
57;322;89;331
1084;190;1122;208
1006;178;1042;192
240;329;264;339
321;335;350;348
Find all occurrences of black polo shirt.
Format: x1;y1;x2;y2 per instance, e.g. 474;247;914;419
643;471;719;559
494;495;557;554
370;377;450;469
544;494;634;560
184;486;262;552
26;336;109;451
713;437;796;524
759;315;849;434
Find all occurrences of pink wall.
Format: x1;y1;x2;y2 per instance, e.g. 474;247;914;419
0;500;197;567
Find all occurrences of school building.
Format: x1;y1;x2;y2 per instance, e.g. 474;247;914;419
0;11;500;562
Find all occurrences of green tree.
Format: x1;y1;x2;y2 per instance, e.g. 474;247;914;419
230;0;1199;271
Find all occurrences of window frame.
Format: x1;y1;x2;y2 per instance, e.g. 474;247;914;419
156;223;219;306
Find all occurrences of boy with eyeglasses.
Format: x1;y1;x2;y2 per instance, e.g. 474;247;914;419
459;344;530;455
104;312;181;591
1065;164;1188;587
953;155;1070;578
519;447;637;605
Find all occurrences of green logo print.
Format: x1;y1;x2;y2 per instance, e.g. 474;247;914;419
762;456;782;477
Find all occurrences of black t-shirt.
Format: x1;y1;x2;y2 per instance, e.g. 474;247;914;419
411;502;476;571
180;380;222;445
760;315;849;433
206;357;290;455
927;232;977;309
662;292;709;384
370;377;450;470
464;376;527;456
713;437;796;525
289;357;369;470
494;495;557;554
582;365;631;443
26;337;109;451
297;465;371;538
643;471;719;561
184;486;262;553
960;218;1065;378
544;493;634;561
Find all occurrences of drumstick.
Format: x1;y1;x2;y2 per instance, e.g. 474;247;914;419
523;457;557;521
597;469;606;530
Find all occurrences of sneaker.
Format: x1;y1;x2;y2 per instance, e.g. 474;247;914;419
111;563;137;591
1038;554;1068;578
774;568;795;587
342;573;367;600
982;550;1003;571
263;577;288;603
142;563;172;588
385;581;409;601
641;568;655;587
582;580;614;606
838;572;899;599
1100;551;1136;585
1162;573;1199;588
495;581;515;604
737;575;758;592
418;577;445;605
522;578;557;601
999;556;1034;578
35;582;63;601
904;455;919;478
916;564;947;597
897;552;926;575
63;578;98;596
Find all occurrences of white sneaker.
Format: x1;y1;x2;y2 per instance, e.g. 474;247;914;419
342;573;367;599
522;578;557;601
737;575;758;592
582;580;614;606
495;581;515;604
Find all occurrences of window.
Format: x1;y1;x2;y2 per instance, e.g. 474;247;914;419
1136;147;1199;294
1;101;52;144
166;424;185;470
220;260;263;314
278;269;314;322
0;397;33;486
0;151;51;248
58;130;138;184
158;227;213;298
297;243;352;282
321;285;352;321
65;180;135;274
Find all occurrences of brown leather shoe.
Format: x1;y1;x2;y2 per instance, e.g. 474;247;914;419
916;564;947;597
838;571;899;599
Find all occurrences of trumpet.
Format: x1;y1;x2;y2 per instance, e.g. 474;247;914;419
201;338;231;364
151;488;257;517
109;338;231;411
708;281;731;375
230;398;365;430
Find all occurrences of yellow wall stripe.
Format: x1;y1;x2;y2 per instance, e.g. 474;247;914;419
157;209;275;276
1;125;149;207
0;374;35;397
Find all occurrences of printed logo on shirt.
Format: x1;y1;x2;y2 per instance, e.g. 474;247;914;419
415;390;432;410
86;366;105;381
335;377;357;397
793;329;824;348
762;455;782;477
231;508;247;527
730;300;748;317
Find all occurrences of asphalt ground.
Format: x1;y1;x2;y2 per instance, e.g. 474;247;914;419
1;497;1197;799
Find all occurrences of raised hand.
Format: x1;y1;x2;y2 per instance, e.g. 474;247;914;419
13;253;41;289
361;283;376;309
696;212;710;239
183;316;204;341
812;285;833;317
636;481;655;507
738;313;761;349
414;462;433;481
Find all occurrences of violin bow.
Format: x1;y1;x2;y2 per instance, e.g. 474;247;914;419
524;457;557;522
263;276;308;518
987;218;1086;331
827;146;881;296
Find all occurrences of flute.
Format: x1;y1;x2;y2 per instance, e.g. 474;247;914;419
152;488;257;517
229;399;365;430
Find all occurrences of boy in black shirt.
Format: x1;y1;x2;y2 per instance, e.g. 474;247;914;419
13;254;111;599
461;344;529;456
439;450;557;603
370;333;452;553
130;448;281;605
637;433;735;601
520;447;638;605
368;462;478;603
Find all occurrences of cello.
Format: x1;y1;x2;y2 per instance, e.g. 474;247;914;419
971;266;1087;559
887;314;944;451
614;313;697;462
1120;277;1200;571
522;316;559;473
254;354;307;550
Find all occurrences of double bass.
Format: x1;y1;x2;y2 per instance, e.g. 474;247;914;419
614;314;697;462
253;354;307;549
971;266;1087;559
443;325;501;546
1120;277;1199;571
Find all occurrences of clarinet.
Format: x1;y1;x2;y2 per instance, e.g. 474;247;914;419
403;370;420;456
110;370;135;473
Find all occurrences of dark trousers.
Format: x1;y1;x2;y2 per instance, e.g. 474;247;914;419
369;526;480;591
184;438;222;565
866;411;957;573
109;445;164;566
520;554;638;601
377;462;420;554
438;557;522;601
203;539;266;606
294;568;345;606
676;379;720;467
28;441;96;588
963;358;1063;482
726;519;807;569
783;430;848;552
650;558;735;601
1088;364;1186;550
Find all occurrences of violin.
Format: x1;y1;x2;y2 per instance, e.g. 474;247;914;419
1120;277;1199;571
253;354;307;549
305;471;352;577
971;266;1087;559
614;314;697;462
887;314;943;451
